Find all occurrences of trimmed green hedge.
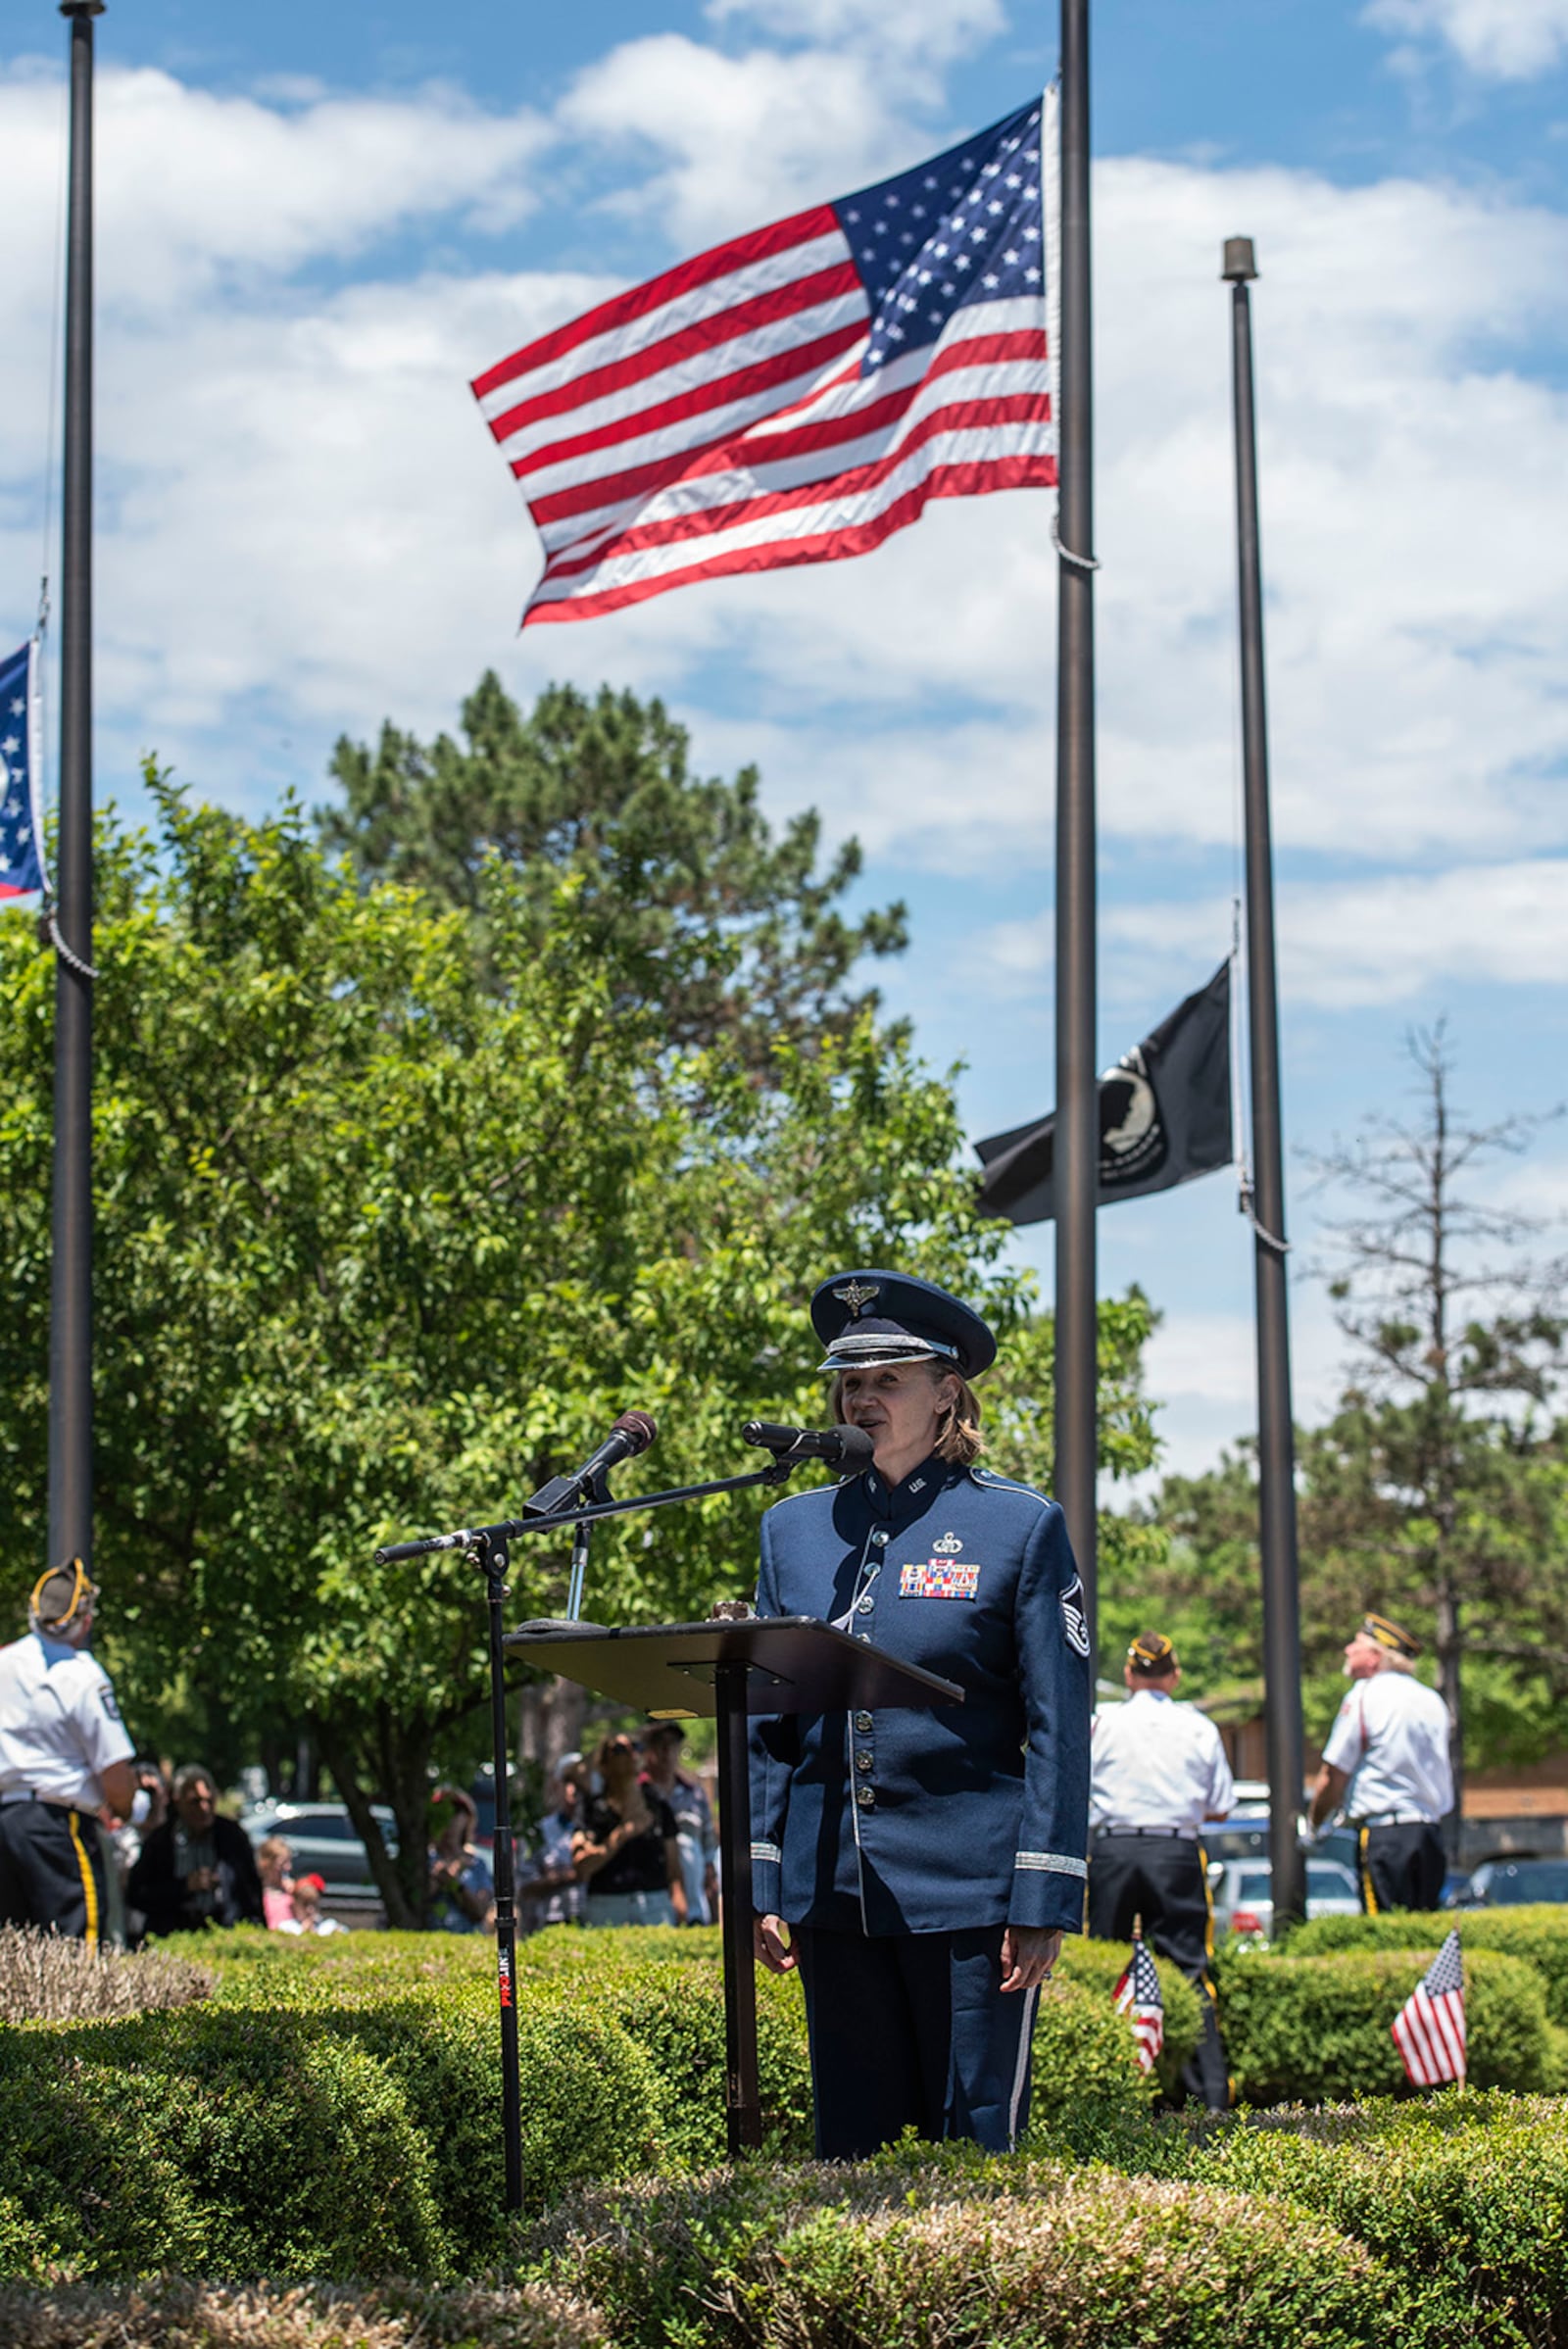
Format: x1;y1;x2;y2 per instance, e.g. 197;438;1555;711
517;2137;1462;2347
1292;1904;1568;2025
1214;1944;1554;2103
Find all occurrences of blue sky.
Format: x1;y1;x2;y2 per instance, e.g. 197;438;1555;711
4;0;1568;1481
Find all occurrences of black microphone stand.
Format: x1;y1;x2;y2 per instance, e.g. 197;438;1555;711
376;1454;799;2216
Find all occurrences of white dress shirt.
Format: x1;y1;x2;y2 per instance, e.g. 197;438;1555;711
0;1633;133;1810
1089;1688;1235;1838
1321;1668;1453;1825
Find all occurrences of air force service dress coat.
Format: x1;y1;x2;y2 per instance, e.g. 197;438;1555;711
748;1454;1092;1938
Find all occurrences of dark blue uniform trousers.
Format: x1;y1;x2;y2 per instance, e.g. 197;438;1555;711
794;1923;1038;2160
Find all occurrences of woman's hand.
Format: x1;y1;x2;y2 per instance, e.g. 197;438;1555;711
754;1913;797;1974
999;1926;1062;1993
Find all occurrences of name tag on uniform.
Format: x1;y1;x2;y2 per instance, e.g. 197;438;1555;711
900;1559;980;1599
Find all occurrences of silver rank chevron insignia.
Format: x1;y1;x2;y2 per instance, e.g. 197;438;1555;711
1059;1572;1091;1657
901;1558;980;1599
833;1279;880;1318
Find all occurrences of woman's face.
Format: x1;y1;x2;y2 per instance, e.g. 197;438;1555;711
600;1735;640;1793
837;1360;956;1475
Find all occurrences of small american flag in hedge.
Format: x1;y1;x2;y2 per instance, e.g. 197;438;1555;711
1392;1930;1466;2088
1113;1933;1164;2073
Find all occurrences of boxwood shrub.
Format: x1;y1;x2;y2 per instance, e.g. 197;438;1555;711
1291;1904;1568;2026
517;2137;1462;2348
1212;1944;1550;2103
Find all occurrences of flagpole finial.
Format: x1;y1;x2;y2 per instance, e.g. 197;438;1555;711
1221;236;1258;284
59;4;106;18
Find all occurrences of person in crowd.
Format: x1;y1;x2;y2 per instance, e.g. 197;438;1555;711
276;1871;348;1935
428;1786;497;1933
256;1834;296;1930
1087;1632;1234;2110
572;1731;685;1927
0;1561;138;1941
640;1721;718;1926
518;1760;584;1930
1308;1613;1453;1913
751;1270;1090;2160
125;1763;266;1937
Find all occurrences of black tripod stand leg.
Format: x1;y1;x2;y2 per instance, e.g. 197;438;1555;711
481;1541;524;2213
714;1659;762;2154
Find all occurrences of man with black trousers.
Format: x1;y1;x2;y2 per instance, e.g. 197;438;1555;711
1308;1614;1452;1914
127;1763;266;1938
0;1561;137;1941
1088;1632;1233;2109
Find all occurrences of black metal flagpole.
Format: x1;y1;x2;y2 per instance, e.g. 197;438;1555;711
1054;0;1099;1660
49;0;103;1578
1223;235;1305;1933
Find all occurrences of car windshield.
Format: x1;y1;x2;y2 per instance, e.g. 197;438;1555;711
1236;1870;1273;1901
1306;1862;1354;1897
1485;1862;1568;1904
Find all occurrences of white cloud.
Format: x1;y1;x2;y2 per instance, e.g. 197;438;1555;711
973;858;1568;1013
556;34;931;251
706;0;1006;70
1364;0;1568;78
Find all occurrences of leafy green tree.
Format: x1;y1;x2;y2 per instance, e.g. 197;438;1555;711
320;675;907;1070
0;782;1161;1923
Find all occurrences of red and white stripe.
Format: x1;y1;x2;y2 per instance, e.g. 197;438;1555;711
1392;1982;1466;2085
472;100;1058;625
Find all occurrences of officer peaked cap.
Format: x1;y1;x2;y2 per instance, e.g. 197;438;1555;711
811;1269;997;1378
1359;1612;1421;1659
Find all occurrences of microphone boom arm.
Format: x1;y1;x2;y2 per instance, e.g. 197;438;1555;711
373;1459;800;1567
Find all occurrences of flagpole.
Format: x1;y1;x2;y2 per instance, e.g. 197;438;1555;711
49;0;103;1575
1223;236;1305;1933
1054;0;1099;1654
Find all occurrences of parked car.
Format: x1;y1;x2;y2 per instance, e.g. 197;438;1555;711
1200;1806;1360;1878
1209;1855;1361;1942
242;1799;399;1923
1459;1856;1568;1907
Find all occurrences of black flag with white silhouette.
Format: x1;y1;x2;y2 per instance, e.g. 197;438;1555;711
974;962;1233;1226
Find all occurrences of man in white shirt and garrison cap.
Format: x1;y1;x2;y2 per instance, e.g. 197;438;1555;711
1088;1632;1234;2109
1308;1613;1452;1914
0;1561;137;1941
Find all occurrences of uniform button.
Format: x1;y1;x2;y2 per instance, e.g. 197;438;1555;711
857;1786;875;1809
872;1531;890;1547
856;1594;874;1615
855;1711;873;1732
856;1751;873;1773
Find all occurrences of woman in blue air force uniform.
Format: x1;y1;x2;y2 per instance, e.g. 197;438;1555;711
749;1270;1091;2160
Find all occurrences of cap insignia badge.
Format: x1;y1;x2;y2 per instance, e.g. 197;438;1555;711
931;1534;963;1555
833;1279;880;1319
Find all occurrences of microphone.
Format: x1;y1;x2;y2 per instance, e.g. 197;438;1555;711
743;1422;876;1473
524;1409;659;1518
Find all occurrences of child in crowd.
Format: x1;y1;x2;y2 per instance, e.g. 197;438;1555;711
257;1835;296;1930
278;1872;348;1935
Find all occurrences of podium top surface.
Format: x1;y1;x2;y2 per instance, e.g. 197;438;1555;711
504;1615;963;1721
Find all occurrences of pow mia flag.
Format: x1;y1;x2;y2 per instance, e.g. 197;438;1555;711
974;962;1232;1226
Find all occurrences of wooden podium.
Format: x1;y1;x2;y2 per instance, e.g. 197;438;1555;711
507;1616;962;2155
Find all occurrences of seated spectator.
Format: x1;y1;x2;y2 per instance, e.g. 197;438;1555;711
572;1732;685;1928
257;1835;296;1930
519;1760;584;1931
428;1786;496;1933
276;1872;348;1936
640;1722;718;1926
125;1764;266;1938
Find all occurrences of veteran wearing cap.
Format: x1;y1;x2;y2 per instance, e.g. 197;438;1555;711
749;1270;1091;2161
0;1562;138;1940
1087;1633;1234;2110
1308;1614;1453;1914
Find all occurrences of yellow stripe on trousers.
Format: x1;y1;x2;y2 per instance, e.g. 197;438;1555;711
67;1811;99;1944
1359;1825;1379;1915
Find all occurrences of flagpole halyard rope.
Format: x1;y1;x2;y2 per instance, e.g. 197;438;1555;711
43;905;96;982
1238;1174;1289;1256
1052;514;1099;571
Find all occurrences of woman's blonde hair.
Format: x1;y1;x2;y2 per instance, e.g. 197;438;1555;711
828;1359;985;1467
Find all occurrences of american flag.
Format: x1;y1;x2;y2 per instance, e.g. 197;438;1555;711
1113;1934;1165;2073
1392;1930;1466;2087
0;641;44;901
472;95;1058;625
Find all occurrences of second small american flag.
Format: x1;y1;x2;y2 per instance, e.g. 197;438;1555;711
473;95;1058;624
